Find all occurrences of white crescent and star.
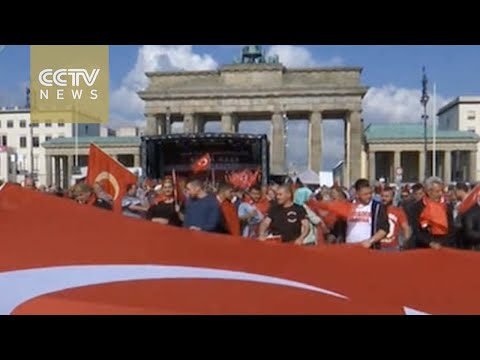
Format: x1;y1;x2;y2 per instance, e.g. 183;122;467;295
0;264;433;315
0;264;349;315
94;171;120;200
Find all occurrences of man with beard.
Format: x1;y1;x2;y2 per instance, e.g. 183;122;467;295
183;179;222;233
380;187;411;251
258;185;309;245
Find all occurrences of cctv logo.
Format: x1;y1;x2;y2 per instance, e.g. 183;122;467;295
38;69;100;100
39;69;100;87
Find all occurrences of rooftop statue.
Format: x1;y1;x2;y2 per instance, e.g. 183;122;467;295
233;45;279;64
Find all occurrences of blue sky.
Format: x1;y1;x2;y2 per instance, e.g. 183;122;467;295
2;45;479;102
1;45;479;169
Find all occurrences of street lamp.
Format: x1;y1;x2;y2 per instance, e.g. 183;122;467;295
420;66;430;181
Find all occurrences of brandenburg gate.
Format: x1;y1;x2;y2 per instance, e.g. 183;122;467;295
139;46;368;186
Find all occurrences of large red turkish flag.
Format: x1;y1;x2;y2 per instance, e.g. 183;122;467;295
1;183;480;315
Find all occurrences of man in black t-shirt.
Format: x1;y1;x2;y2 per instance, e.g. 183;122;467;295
258;185;309;244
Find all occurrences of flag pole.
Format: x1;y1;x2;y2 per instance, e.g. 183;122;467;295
432;82;437;178
172;169;178;206
211;167;216;189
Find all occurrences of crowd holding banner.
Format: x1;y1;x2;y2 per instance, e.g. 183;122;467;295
10;143;480;252
5;143;480;314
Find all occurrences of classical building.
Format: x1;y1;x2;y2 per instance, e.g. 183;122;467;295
139;45;368;187
42;135;141;189
364;123;479;184
438;96;480;180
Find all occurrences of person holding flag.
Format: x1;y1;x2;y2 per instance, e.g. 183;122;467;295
410;177;456;250
147;178;183;227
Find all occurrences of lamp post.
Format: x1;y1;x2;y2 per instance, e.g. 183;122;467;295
420;67;430;181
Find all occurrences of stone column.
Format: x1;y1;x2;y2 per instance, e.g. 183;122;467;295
444;150;452;183
45;155;52;187
393;151;401;172
470;150;478;182
62;156;69;190
271;112;286;175
308;111;322;173
54;156;61;188
183;113;195;133
134;154;141;167
346;110;362;186
368;151;376;181
194;117;206;133
157;114;167;135
145;114;158;136
419;150;426;182
67;155;74;188
221;113;239;133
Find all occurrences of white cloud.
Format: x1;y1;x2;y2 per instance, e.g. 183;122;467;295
110;45;217;126
267;45;344;67
363;85;450;124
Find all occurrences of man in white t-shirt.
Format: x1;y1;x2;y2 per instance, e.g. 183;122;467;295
346;179;389;249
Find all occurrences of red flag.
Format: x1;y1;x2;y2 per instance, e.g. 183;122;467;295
226;169;260;190
314;200;355;220
458;184;480;215
192;154;211;174
420;197;449;236
4;184;480;314
86;143;137;212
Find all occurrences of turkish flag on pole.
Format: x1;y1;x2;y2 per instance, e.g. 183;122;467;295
458;184;480;215
86;143;138;212
192;153;211;174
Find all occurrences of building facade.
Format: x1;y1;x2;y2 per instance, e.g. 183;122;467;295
438;96;480;180
0;107;73;184
364;123;479;184
43;136;141;189
139;46;368;187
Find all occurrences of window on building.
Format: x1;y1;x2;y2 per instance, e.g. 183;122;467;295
117;154;134;167
58;121;65;127
1;136;7;146
7;120;13;128
45;135;52;142
31;123;39;127
45;122;52;127
58;134;65;138
19;120;26;128
32;137;40;148
468;111;476;120
19;136;27;148
468;127;476;133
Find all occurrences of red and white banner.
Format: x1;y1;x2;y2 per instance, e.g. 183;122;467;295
1;183;480;315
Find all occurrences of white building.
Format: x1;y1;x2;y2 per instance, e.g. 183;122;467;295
438;96;480;180
0;106;101;185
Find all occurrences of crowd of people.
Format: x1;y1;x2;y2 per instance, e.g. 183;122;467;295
8;173;480;251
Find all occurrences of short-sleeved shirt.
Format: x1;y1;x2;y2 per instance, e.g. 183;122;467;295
267;204;307;242
147;201;182;227
122;196;144;219
380;206;408;249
